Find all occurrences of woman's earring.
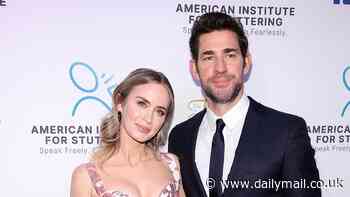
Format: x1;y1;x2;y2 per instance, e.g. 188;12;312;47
117;111;122;121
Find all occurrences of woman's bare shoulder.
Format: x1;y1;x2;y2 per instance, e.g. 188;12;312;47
70;163;93;197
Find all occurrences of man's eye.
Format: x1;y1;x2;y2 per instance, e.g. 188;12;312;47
202;56;214;61
227;53;237;58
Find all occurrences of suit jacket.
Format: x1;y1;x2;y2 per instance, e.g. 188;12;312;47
168;97;321;197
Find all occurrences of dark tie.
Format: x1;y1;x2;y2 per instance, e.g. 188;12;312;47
209;119;226;197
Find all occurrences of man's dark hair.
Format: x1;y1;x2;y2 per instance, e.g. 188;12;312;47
189;12;249;62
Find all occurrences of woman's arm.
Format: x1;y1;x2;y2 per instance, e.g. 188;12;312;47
170;153;186;197
70;165;92;197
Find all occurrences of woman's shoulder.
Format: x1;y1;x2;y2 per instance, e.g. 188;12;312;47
71;163;92;181
159;152;181;179
160;152;179;161
160;152;180;167
70;163;95;196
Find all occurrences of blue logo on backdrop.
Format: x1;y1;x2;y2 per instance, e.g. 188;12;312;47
69;62;117;116
333;0;350;4
341;66;350;117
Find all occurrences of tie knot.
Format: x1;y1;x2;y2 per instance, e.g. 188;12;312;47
216;119;225;132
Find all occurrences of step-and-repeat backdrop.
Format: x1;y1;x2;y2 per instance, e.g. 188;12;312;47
1;0;349;196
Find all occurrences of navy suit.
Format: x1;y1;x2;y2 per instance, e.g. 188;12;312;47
168;97;321;197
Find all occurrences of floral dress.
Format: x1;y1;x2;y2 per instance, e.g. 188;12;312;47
84;153;181;197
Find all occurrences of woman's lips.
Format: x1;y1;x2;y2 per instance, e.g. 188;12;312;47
135;123;151;134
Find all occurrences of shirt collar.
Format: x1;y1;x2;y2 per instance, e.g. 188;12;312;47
205;94;250;131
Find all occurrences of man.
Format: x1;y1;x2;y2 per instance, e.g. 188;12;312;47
168;12;321;197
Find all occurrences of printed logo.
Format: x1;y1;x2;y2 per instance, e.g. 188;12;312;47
176;2;295;37
187;99;205;118
69;62;117;116
30;61;118;156
306;65;350;152
188;99;205;112
341;66;350;117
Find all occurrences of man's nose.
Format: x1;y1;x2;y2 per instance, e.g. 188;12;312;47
215;55;227;73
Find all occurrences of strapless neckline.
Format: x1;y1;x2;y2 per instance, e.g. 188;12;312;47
85;153;180;197
104;179;177;197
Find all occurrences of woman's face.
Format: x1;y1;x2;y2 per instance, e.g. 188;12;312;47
117;82;171;144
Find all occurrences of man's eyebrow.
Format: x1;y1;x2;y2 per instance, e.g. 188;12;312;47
200;50;215;56
223;48;239;53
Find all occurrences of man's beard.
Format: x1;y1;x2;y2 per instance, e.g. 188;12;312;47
201;78;243;104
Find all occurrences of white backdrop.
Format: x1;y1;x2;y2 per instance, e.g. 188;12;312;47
1;0;349;196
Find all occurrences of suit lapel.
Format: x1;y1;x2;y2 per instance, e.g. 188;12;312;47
226;97;262;182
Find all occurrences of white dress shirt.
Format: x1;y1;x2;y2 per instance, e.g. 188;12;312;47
195;94;250;195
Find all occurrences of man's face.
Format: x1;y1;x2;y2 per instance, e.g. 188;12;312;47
191;30;250;104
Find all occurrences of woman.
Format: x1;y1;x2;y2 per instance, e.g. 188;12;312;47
71;68;185;197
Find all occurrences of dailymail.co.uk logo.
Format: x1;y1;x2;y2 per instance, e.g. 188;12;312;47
69;62;117;116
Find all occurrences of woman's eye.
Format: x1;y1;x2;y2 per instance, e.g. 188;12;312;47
156;110;166;117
